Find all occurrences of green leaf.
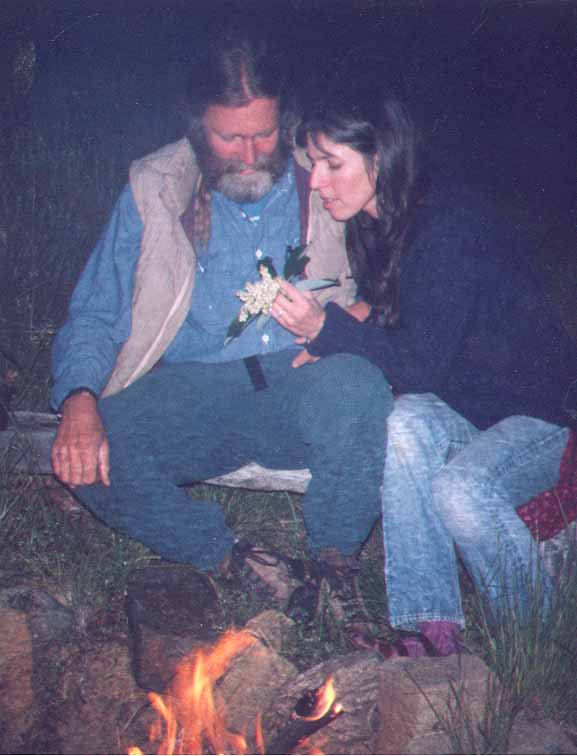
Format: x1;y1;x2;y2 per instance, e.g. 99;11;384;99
294;278;340;292
258;257;278;278
284;243;310;280
224;313;256;346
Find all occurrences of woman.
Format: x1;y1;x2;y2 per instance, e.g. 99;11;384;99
271;84;577;657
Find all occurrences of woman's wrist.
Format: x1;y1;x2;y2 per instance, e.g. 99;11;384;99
306;309;326;344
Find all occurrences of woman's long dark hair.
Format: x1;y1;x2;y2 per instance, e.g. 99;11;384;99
297;86;423;327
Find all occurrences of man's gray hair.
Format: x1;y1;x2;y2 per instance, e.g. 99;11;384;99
182;20;295;135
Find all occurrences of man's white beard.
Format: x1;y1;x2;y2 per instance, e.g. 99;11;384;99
217;169;274;203
191;130;290;204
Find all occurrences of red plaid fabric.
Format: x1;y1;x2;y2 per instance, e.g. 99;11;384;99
516;430;577;541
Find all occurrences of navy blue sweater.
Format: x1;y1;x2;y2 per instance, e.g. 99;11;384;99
309;185;577;430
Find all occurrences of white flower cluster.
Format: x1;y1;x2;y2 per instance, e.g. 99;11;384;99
236;266;281;323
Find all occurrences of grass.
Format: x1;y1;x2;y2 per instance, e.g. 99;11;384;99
427;541;577;753
0;455;153;638
473;549;577;721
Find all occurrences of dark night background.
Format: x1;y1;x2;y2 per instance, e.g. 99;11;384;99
3;0;574;218
0;0;575;404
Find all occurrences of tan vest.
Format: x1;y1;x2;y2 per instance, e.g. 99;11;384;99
102;139;354;397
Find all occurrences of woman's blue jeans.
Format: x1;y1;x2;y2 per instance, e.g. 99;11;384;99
382;393;569;629
76;351;392;570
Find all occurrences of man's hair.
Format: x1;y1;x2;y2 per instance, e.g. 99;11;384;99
182;20;294;136
181;19;295;245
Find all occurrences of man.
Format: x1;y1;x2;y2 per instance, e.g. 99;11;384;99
50;27;391;592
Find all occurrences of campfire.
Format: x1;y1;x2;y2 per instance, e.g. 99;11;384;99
128;627;342;755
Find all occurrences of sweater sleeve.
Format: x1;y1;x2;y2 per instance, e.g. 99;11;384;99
50;185;143;410
308;209;485;394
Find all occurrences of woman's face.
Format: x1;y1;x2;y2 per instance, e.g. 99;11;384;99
306;133;378;221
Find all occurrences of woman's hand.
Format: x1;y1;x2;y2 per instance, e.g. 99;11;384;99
346;300;372;322
290;348;319;369
270;280;326;369
271;279;326;341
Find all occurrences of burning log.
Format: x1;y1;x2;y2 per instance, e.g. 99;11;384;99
126;621;347;756
265;676;343;755
128;629;260;755
263;650;389;754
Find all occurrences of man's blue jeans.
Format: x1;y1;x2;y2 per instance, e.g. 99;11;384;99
76;351;392;570
382;393;570;630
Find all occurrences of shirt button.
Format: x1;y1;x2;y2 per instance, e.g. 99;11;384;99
255;249;263;259
262;334;270;344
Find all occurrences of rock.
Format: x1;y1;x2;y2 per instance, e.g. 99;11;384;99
0;608;34;742
54;640;148;756
245;609;296;652
126;563;223;691
7;586;74;645
0;586;74;752
376;654;494;754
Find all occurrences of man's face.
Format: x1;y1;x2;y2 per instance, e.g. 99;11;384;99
197;97;289;202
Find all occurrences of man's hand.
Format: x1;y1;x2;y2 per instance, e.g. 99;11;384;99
51;392;110;487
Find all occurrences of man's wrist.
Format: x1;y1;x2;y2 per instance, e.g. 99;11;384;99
59;387;98;414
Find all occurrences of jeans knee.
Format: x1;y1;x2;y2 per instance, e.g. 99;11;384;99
433;468;483;539
387;395;441;466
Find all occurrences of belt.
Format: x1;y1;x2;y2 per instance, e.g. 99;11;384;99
243;355;268;391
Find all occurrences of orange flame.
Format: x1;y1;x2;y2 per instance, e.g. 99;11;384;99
128;629;258;755
128;629;342;755
299;676;341;721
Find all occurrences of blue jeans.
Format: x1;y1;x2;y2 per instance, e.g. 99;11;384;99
77;351;392;570
382;393;569;629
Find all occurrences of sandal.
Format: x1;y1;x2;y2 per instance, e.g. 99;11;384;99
224;540;310;604
286;551;371;627
313;555;372;626
348;624;438;658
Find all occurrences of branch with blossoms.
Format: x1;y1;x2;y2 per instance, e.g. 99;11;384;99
224;244;339;345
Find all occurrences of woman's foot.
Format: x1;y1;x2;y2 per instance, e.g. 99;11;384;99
349;620;462;658
417;620;462;656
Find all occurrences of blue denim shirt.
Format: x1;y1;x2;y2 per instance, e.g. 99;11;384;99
164;162;300;363
51;164;300;410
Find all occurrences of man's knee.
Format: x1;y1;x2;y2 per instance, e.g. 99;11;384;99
312;354;391;408
298;355;391;447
